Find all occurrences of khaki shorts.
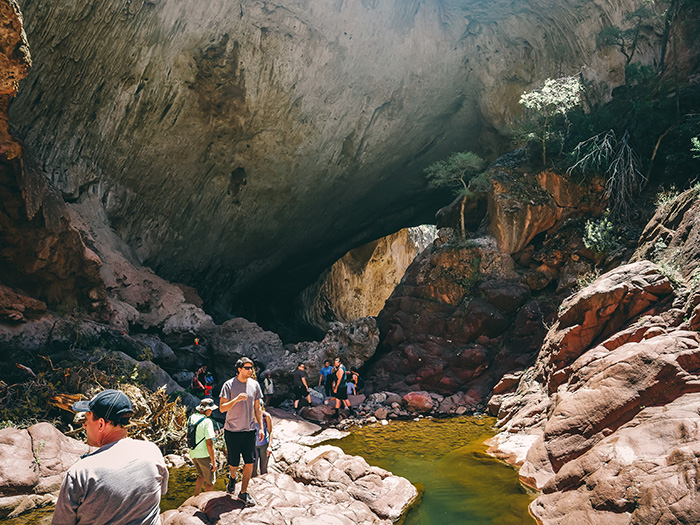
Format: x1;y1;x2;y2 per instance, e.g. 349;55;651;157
192;457;216;485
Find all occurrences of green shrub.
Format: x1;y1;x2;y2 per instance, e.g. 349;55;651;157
583;213;619;254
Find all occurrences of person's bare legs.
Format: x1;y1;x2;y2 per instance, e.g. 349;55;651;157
240;463;254;493
195;476;204;495
228;465;238;492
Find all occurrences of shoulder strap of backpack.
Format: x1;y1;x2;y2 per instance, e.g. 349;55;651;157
193;415;207;447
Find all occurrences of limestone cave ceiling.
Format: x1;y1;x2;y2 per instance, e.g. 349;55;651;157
10;0;638;316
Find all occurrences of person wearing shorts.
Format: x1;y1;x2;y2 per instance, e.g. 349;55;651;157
219;357;264;507
292;363;311;411
188;398;217;495
332;357;352;417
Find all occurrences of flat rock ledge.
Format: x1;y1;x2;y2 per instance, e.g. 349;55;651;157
162;442;418;524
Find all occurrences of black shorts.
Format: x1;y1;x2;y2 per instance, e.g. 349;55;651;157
224;430;256;466
334;387;348;400
294;386;309;401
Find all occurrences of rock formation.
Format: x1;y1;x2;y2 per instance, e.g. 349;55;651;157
8;0;662;320
365;156;606;400
487;187;700;524
0;422;89;518
297;226;436;332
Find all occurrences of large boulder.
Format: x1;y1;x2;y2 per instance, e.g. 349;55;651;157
263;317;379;401
489;254;700;523
0;423;89;518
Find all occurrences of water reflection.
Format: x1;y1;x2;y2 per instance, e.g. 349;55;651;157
326;416;536;525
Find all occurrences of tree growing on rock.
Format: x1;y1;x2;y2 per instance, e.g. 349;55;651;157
425;151;485;239
519;75;583;166
596;2;658;83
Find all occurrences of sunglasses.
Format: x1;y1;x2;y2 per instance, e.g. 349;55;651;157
242;366;254;370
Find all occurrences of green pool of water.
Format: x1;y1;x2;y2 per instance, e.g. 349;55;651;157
327;416;536;525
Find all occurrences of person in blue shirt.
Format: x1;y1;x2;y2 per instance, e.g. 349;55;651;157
252;402;273;477
318;360;334;401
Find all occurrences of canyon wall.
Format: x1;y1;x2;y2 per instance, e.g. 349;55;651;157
9;0;651;316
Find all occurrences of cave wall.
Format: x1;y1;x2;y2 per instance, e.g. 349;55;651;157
297;225;437;332
9;0;651;315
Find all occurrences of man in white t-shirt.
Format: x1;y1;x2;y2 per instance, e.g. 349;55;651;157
52;389;168;525
219;357;264;507
188;398;217;495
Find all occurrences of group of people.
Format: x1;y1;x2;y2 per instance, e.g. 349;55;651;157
293;357;360;417
52;356;359;523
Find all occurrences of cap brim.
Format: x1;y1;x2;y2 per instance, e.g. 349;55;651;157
72;400;91;412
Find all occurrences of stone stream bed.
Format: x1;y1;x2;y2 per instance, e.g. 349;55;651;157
2;416;534;524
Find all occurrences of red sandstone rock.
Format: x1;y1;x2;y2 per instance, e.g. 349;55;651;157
402;391;433;413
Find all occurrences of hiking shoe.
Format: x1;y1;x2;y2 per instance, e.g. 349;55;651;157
237;492;257;507
226;478;236;494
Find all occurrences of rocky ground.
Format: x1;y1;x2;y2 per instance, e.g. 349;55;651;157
487;187;700;523
0;409;418;523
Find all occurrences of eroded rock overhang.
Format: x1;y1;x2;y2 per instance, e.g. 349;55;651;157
10;0;647;312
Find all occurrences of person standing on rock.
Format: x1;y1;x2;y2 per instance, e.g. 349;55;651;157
188;398;218;496
52;389;168;525
191;365;207;398
262;370;274;406
252;401;273;477
318;360;334;401
219;357;264;507
292;362;311;412
332;357;352;417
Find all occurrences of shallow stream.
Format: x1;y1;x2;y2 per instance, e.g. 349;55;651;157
327;416;536;525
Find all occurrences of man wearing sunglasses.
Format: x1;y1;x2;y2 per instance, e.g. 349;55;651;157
219;357;264;507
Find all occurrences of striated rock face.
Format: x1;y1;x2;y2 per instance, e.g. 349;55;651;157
632;185;700;281
488;162;606;254
488;188;700;524
9;0;651;315
298;226;437;332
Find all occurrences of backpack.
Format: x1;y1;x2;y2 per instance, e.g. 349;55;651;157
187;415;206;449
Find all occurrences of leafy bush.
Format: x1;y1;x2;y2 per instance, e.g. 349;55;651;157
519;75;583;166
583;213;619;254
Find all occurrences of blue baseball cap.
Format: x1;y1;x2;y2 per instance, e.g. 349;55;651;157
73;389;134;426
